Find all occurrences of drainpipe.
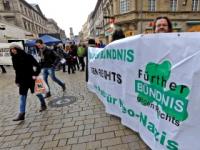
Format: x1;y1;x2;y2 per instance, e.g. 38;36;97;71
140;0;143;33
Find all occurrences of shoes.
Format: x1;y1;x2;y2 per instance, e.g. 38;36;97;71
45;92;51;98
2;71;6;73
39;105;47;112
13;113;25;121
62;84;66;91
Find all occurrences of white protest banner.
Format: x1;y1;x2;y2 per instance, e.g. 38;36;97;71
87;32;200;150
0;42;23;65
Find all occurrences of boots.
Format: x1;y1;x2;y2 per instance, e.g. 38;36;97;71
13;113;25;121
45;92;51;98
39;105;47;112
62;84;66;92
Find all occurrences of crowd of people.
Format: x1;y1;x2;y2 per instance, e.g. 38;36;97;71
11;40;89;121
1;16;173;121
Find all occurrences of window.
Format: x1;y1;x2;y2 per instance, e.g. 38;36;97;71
3;0;10;10
192;0;199;11
20;4;23;13
120;0;129;14
24;7;28;15
23;20;27;30
148;0;156;11
170;0;177;11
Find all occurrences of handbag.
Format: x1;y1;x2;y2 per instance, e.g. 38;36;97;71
60;58;66;64
34;75;49;94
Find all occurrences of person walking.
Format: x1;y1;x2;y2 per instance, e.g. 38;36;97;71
10;43;47;121
0;65;6;73
55;43;68;72
35;39;66;98
65;45;75;74
153;16;173;33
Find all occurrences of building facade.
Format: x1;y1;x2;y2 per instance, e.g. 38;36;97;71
47;19;60;33
113;0;200;34
0;0;66;42
88;0;200;44
0;0;49;41
80;21;89;44
0;20;33;42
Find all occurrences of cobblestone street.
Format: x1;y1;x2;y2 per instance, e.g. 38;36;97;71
0;66;149;150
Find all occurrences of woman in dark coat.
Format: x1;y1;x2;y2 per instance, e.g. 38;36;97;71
10;43;47;121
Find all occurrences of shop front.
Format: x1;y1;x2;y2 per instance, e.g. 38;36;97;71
187;21;200;32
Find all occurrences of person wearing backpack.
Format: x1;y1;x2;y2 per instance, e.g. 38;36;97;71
77;44;86;71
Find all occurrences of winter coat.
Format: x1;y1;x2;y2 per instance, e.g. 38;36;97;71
39;47;60;68
55;48;68;59
11;49;41;95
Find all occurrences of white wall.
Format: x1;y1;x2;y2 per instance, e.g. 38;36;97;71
0;21;35;42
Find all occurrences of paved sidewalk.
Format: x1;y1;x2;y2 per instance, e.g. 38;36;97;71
0;67;150;150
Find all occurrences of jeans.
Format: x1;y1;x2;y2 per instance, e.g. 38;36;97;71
19;95;27;113
42;67;65;92
78;57;85;71
19;94;45;113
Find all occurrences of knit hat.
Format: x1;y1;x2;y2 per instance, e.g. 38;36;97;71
9;42;23;50
57;43;63;48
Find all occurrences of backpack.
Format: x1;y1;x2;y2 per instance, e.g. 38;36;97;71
77;47;85;57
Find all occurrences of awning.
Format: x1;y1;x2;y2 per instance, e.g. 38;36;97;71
25;35;62;47
186;21;200;25
187;25;200;32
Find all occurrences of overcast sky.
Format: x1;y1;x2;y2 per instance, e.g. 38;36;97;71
26;0;97;37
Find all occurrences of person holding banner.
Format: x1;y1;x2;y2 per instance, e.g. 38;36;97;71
10;43;47;121
86;39;96;82
112;29;125;42
153;16;173;33
0;65;6;73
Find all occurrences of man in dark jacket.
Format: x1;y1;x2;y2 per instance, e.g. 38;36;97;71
10;43;47;121
35;39;66;98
